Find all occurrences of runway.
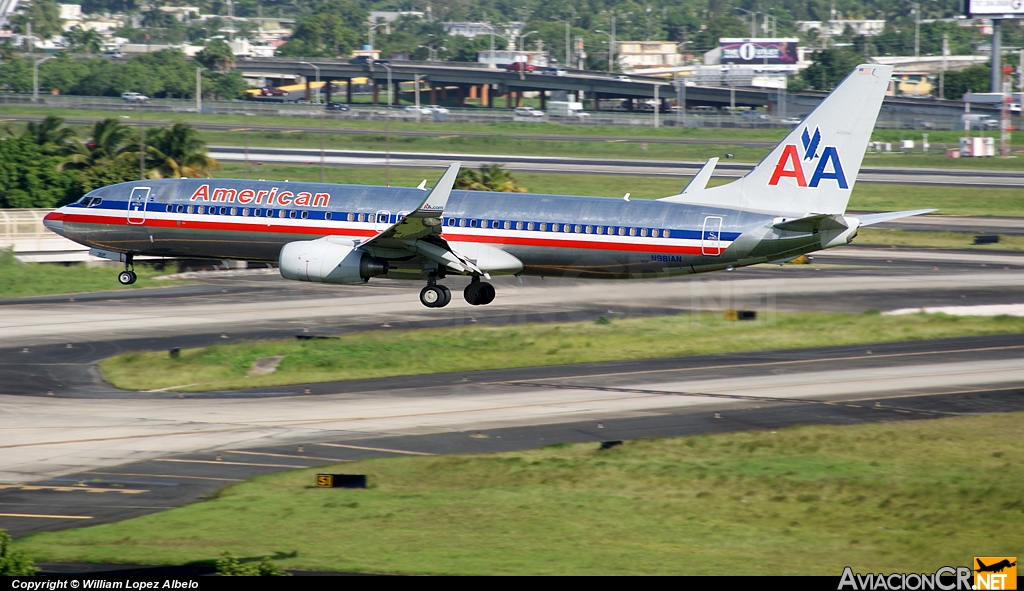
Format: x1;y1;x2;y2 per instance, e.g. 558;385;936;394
1;246;1023;538
206;146;1024;189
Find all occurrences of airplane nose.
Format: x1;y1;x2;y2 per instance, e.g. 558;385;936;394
43;210;66;236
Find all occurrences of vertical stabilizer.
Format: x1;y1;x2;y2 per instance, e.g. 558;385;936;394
672;64;892;216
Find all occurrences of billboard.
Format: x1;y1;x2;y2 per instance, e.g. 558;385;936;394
968;0;1024;16
719;38;799;65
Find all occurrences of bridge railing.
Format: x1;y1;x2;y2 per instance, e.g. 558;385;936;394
0;209;90;263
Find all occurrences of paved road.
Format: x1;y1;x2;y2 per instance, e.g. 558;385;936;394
207;146;1024;189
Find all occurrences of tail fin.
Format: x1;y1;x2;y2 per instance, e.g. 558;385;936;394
673;64;892;217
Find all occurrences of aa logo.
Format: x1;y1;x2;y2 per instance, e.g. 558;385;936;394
974;557;1017;590
768;126;849;189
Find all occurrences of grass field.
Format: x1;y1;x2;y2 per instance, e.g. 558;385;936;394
0;249;174;299
856;228;1024;250
216;162;1024;218
15;412;1024;575
99;312;1024;392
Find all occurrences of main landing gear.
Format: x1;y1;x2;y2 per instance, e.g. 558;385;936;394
418;276;495;308
117;254;137;285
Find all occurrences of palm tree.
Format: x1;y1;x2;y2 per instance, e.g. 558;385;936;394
65;26;104;54
143;123;218;178
456;164;526;192
61;118;135;171
24;115;76;150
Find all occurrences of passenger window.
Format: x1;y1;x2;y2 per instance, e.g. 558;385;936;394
640;228;648;237
325;212;332;220
197;206;205;214
552;223;559;232
242;208;250;216
176;205;184;213
596;226;604;235
357;213;365;222
618;227;625;236
347;213;355;222
165;205;173;213
230;208;237;216
301;211;308;219
459;218;467;227
279;210;286;218
256;209;263;217
585;226;592;234
574;225;582;233
187;205;194;214
527;222;534;231
504;221;512;230
481;220;490;228
629;228;637;236
516;221;523;230
663;229;670;238
88;197;102;207
471;219;479;228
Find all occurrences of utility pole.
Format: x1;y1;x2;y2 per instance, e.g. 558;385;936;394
991;19;1002;92
138;100;145;180
26;21;32;54
610;13;616;73
913;2;919;58
940;34;948;99
653;83;659;128
383;64;392;186
196;67;202;113
1001;63;1012;158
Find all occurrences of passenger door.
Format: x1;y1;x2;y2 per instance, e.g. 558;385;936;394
702;216;723;256
127;187;150;225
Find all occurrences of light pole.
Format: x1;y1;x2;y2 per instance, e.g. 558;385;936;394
519;30;539;52
482;22;496;67
300;61;320;103
382;63;392;186
33;56;54;103
735;7;759;38
595;29;614;72
553;17;573;67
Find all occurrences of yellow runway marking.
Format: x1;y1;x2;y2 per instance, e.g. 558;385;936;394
153;459;312;468
0;484;147;494
0;513;92;520
228;128;253;132
281;129;303;134
317;443;433;456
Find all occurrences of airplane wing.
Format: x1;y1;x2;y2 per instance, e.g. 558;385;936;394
357;163;488;276
854;209;937;226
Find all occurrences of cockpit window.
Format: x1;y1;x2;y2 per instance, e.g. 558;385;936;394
88;197;103;207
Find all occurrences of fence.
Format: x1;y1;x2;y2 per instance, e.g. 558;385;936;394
0;209;90;263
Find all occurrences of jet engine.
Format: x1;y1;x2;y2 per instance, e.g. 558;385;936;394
279;240;388;285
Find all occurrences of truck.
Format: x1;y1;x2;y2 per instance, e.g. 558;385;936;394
547;101;588;118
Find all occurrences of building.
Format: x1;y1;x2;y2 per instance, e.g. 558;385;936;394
796;19;886;37
617;41;680;71
369;11;424;23
443;21;524;40
478;49;548;68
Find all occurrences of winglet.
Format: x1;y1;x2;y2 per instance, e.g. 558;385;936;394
658;157;719;203
416;180;427;190
414;163;460;215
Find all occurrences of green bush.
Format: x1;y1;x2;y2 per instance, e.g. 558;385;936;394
0;529;38;576
215;551;290;576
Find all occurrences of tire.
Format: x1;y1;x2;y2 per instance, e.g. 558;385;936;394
420;285;445;308
118;271;135;285
479;282;495;305
463;282;483;305
437;285;451;307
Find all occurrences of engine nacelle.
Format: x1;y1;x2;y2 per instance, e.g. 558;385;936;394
279;240;388;285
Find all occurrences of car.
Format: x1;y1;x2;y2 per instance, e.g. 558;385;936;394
424;105;450;114
505;62;536;71
348;56;371;64
613;75;631;82
740;110;771;121
541;67;566;76
120;92;149;103
325;102;349;111
404;105;432;115
261;87;287;96
778;117;802;126
513;106;544;117
373;59;391;66
100;50;125;59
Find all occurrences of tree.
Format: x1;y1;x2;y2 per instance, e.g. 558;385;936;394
39;55;89;95
456;164;526;192
0;57;33;93
0;529;37;576
942;65;990;99
143;123;218;178
62;118;136;172
24;115;76;151
65;26;105;54
0;135;78;208
215;552;290;576
208;70;247;100
9;0;64;40
196;39;235;73
277;12;359;57
800;49;862;91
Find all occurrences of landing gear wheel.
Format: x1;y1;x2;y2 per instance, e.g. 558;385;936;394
118;270;137;285
464;280;495;305
420;285;450;308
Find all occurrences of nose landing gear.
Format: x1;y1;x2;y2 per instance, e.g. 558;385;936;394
464;277;495;306
117;254;137;285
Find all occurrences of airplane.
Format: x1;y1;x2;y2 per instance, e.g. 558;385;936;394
976;558;1016;573
43;64;933;309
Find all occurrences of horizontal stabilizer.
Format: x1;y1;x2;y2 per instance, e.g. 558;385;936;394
855;209;936;226
773;214;848;233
